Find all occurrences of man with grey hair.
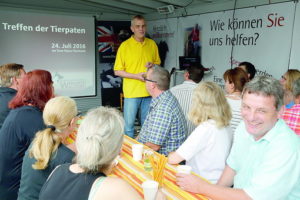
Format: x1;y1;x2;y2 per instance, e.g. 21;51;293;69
0;63;25;129
281;78;300;135
138;65;187;156
175;76;300;200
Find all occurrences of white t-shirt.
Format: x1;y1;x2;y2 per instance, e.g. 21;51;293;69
226;97;242;133
176;119;233;183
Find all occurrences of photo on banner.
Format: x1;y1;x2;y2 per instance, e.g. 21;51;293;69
184;23;201;59
97;21;131;107
177;15;226;85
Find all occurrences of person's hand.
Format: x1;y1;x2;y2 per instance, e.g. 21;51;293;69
136;72;146;81
176;173;205;194
145;62;154;68
155;189;166;200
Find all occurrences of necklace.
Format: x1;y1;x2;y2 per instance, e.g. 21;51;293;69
227;92;241;100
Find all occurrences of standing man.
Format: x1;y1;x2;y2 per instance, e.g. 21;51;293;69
138;66;186;156
114;15;161;138
0;63;25;129
175;76;300;200
170;64;204;135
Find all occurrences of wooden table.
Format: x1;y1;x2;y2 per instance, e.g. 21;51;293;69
110;135;209;200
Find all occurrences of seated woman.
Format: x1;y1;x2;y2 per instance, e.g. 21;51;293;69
168;82;233;184
18;96;78;200
0;70;53;200
281;78;300;135
223;68;249;132
39;106;164;200
280;69;300;108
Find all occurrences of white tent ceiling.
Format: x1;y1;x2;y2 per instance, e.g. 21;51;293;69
0;0;229;15
0;0;291;20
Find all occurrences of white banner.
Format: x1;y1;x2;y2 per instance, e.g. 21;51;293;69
148;1;297;87
147;18;178;70
231;2;294;80
290;2;300;70
183;2;295;86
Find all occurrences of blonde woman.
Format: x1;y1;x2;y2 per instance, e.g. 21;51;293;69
39;106;164;200
168;82;233;184
280;69;300;108
18;96;78;200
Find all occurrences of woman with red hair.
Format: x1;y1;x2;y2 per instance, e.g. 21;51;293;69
0;70;53;200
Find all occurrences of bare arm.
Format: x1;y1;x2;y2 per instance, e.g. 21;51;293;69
217;165;235;187
168;152;185;165
144;142;161;151
176;173;251;200
114;70;145;81
94;177;142;200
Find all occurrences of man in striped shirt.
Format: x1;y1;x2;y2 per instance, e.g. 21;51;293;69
170;65;204;135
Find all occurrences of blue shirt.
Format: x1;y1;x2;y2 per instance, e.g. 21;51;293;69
0;106;45;200
227;119;300;200
0;87;17;129
18;144;75;200
286;101;295;109
138;90;187;155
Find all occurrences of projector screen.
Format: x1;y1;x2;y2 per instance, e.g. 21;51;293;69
0;10;96;97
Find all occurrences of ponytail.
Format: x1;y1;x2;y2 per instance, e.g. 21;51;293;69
29;127;61;170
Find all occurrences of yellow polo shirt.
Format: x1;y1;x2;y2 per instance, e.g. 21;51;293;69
114;36;161;98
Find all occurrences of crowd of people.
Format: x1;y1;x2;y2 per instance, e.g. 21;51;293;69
0;14;300;200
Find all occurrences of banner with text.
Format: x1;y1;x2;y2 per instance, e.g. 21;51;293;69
149;2;296;87
179;2;295;86
147;18;178;69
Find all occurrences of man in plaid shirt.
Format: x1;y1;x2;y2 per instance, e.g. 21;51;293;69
138;65;187;155
281;78;300;135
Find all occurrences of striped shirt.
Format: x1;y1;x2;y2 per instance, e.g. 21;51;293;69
281;104;300;135
226;97;242;133
170;81;197;136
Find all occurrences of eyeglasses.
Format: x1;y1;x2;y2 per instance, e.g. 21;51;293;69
144;77;157;83
281;76;286;81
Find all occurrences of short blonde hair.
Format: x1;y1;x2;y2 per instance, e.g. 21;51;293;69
285;69;300;91
0;63;24;87
30;96;77;169
76;107;124;173
189;81;231;128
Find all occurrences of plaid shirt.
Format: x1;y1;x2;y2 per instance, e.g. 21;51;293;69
138;90;187;155
281;104;300;136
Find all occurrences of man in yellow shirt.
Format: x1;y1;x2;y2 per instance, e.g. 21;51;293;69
114;15;161;138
